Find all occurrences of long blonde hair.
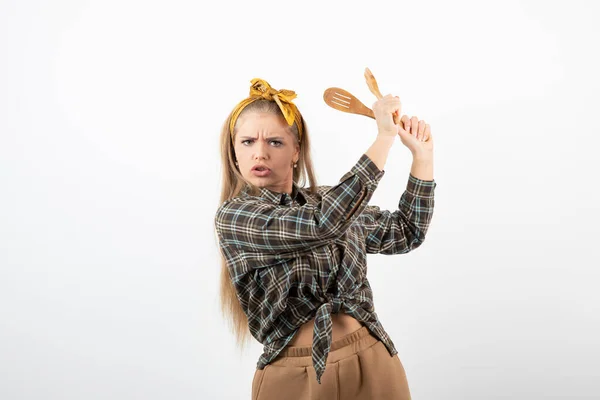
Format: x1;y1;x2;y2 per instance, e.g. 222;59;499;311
215;99;319;349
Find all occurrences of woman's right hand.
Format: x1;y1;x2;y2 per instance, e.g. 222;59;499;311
372;94;402;138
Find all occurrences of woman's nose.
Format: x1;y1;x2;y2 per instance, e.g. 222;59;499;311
254;141;269;159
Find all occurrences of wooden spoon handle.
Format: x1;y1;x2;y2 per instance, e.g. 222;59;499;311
364;67;401;125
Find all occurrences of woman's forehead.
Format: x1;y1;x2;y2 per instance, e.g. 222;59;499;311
238;111;285;125
236;113;292;136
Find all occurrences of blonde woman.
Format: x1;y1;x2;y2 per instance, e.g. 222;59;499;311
214;78;436;399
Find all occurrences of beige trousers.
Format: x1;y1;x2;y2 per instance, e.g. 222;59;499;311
252;326;412;400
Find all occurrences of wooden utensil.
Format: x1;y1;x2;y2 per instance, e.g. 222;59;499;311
323;87;375;119
364;67;401;125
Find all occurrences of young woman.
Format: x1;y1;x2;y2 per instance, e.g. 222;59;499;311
214;78;436;399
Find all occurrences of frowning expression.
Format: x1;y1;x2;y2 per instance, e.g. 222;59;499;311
233;112;300;194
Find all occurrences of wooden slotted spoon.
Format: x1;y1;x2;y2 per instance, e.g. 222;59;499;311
323;87;375;119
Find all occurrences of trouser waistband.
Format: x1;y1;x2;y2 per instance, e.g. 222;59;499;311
271;326;379;366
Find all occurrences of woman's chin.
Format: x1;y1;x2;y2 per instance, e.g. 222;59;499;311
248;177;271;187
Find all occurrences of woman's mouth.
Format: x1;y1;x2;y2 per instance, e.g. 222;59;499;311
252;167;271;177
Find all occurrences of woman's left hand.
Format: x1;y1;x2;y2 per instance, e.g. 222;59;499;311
398;115;434;158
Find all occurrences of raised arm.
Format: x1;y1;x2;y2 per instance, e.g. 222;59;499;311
214;151;387;255
361;172;436;255
215;94;402;256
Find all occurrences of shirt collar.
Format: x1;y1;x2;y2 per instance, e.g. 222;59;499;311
242;181;306;206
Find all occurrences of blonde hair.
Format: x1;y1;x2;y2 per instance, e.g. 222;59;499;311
215;98;319;349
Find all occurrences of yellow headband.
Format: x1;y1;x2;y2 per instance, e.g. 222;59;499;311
229;78;303;143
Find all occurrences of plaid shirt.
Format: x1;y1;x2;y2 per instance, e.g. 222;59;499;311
214;153;436;384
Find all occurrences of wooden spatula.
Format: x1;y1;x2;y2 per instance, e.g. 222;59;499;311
323;87;375;119
364;67;401;125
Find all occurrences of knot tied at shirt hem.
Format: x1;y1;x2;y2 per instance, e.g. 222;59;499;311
311;294;344;384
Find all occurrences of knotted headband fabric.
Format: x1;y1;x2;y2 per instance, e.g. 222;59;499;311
229;78;303;143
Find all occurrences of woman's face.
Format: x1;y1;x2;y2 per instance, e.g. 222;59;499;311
233;111;300;194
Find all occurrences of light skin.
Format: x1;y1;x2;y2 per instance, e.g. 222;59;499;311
233;112;300;195
233;95;434;197
234;99;434;346
369;94;434;181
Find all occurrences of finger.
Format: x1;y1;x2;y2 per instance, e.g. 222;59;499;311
400;114;410;132
424;123;431;141
392;97;401;116
382;97;400;125
386;96;399;107
411;116;419;136
418;120;426;141
385;95;399;105
382;97;400;126
379;97;394;114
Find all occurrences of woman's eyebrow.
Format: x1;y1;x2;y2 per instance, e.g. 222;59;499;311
239;135;285;140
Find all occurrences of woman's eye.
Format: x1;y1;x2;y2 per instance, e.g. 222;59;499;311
240;139;282;146
240;139;283;147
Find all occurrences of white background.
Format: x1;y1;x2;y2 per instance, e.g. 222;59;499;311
1;0;599;399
